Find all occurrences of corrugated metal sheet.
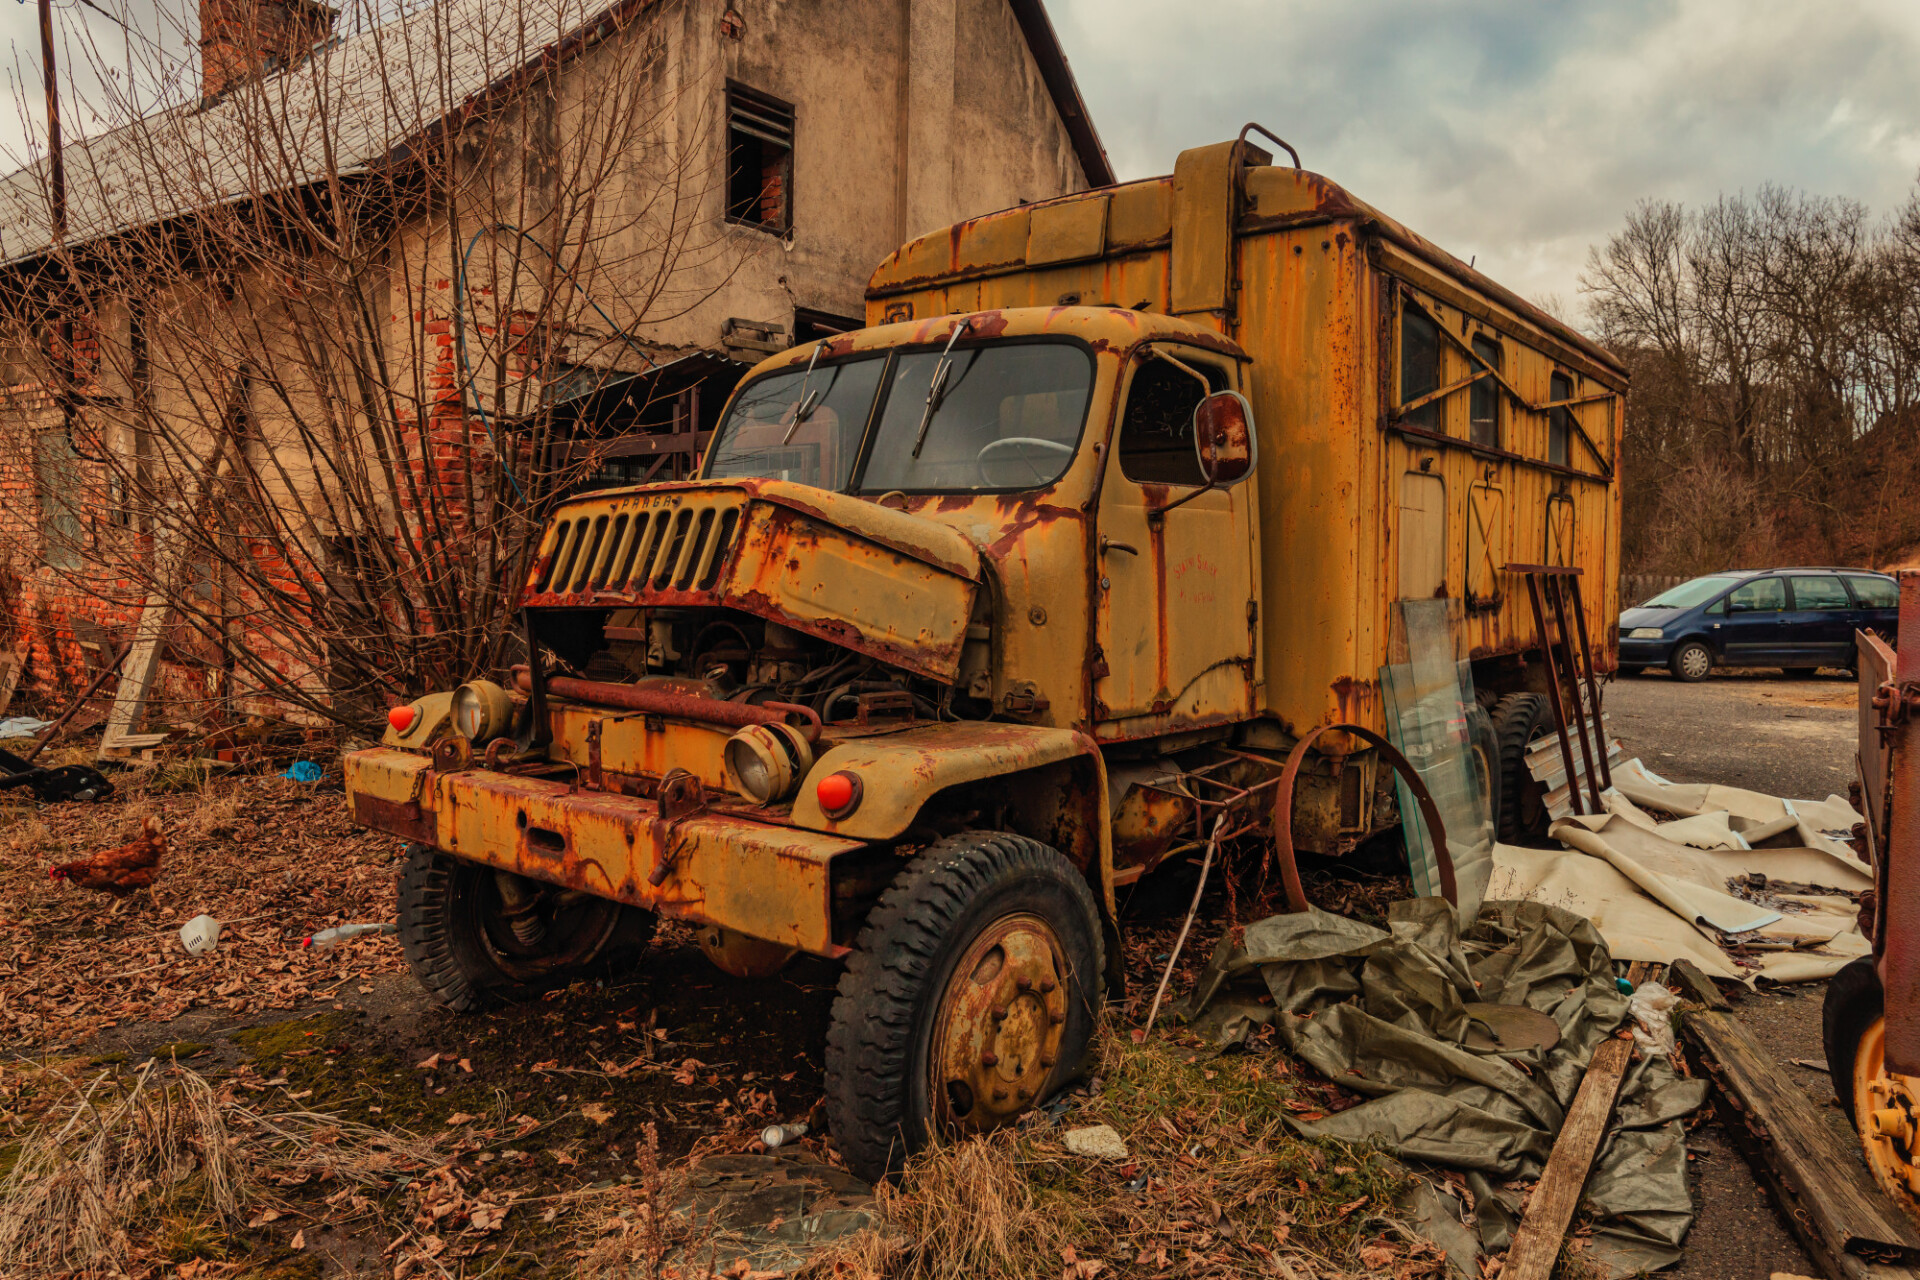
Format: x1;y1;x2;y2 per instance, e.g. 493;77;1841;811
0;0;621;265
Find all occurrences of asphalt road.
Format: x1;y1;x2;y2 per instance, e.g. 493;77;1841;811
1607;666;1861;1280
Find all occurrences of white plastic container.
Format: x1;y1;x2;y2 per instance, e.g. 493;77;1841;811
179;914;222;956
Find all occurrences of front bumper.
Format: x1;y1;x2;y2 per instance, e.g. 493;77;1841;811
1617;637;1672;666
344;748;864;956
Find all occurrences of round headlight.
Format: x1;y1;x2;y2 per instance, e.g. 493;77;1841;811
723;723;814;804
450;679;513;743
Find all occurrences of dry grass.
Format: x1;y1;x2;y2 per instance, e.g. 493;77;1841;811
0;1057;440;1279
809;1026;1433;1280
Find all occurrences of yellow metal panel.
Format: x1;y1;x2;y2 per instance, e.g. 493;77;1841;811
1028;196;1109;266
957;208;1032;275
345;747;430;803
1468;483;1506;608
1170;141;1241;317
381;691;453;748
545;706;731;791
789;720;1093;837
1105;179;1172;251
1398;472;1447;600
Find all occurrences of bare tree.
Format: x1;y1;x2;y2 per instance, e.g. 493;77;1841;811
0;0;751;729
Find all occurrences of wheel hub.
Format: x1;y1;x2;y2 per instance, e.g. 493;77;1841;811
1856;1018;1920;1210
930;914;1069;1132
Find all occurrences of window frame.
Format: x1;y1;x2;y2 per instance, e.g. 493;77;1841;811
723;81;795;235
1845;574;1901;610
1113;346;1232;488
1547;369;1573;468
1397;302;1444;433
1468;332;1502;449
1785;574;1852;612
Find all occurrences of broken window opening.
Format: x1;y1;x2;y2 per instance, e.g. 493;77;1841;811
1548;370;1573;467
1117;354;1226;486
1469;333;1501;448
1399;305;1442;431
726;84;794;233
35;426;85;571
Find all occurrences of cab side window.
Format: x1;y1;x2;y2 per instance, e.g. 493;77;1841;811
1788;575;1850;611
1711;578;1785;615
1118;357;1223;486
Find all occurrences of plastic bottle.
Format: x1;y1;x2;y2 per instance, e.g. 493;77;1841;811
761;1122;808;1148
303;921;399;949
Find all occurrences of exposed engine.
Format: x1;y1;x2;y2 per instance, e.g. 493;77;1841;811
529;605;994;727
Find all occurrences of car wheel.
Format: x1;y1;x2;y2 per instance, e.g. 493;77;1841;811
1669;641;1713;682
824;831;1104;1181
1491;693;1557;845
396;846;652;1011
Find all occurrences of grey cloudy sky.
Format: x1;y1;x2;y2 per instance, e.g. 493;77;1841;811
1;0;1917;322
1050;0;1920;314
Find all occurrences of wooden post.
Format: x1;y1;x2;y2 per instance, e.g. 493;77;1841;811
1501;1037;1634;1280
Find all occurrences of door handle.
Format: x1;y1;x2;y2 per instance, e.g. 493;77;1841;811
1100;536;1139;556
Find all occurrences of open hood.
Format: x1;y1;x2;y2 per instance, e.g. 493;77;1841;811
520;480;983;682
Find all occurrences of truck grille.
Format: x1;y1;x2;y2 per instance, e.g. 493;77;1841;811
527;494;743;602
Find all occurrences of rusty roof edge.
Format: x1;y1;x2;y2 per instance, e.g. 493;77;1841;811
1320;186;1625;380
1003;0;1114;188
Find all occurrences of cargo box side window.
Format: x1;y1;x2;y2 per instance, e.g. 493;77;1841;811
1399;307;1442;431
1548;371;1573;466
1117;353;1227;486
1469;334;1501;448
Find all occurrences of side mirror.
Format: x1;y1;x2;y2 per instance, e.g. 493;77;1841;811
1193;391;1257;489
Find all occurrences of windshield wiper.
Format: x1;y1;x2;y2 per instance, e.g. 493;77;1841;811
910;319;971;459
780;344;826;445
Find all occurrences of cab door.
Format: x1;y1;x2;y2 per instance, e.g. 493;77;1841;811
1093;349;1258;735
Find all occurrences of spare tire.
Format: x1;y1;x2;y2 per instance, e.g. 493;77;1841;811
1491;693;1558;845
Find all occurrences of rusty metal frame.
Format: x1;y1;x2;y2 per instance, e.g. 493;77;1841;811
1877;572;1920;1072
1390;288;1617;482
1271;723;1453;913
1510;562;1609;815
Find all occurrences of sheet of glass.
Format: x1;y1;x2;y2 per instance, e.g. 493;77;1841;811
1379;597;1495;920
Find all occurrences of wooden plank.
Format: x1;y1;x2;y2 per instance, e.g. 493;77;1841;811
97;590;172;760
1682;1002;1920;1278
0;652;20;717
1669;957;1731;1011
1502;1037;1635;1280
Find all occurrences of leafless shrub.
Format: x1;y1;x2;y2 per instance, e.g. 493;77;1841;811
0;0;750;727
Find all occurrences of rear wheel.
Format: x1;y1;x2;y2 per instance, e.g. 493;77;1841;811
1670;641;1713;682
824;831;1104;1181
396;847;655;1012
1491;693;1557;845
1824;958;1920;1227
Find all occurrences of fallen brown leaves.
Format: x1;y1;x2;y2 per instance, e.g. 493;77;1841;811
0;773;407;1048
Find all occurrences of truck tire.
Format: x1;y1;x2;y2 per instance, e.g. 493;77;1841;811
1824;955;1883;1124
396;846;653;1012
824;831;1105;1181
1466;702;1501;845
1491;693;1557;845
1670;640;1713;682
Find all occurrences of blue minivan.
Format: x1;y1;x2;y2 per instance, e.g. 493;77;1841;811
1617;568;1901;681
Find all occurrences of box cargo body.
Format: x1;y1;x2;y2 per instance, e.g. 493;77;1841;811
864;142;1625;746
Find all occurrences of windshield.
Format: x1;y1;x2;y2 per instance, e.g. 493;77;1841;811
1642;575;1743;610
704;340;1093;494
704;356;886;490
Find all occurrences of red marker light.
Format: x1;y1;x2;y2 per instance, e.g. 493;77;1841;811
816;771;860;818
388;705;418;733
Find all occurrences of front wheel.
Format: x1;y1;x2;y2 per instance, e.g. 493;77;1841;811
1670;641;1714;682
824;832;1105;1181
396;847;655;1012
1491;693;1557;845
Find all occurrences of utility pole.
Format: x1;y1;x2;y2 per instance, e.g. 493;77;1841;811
37;0;66;242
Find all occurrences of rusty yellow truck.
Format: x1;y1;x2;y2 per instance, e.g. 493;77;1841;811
344;131;1625;1179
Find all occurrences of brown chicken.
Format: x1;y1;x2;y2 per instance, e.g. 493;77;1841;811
49;817;167;897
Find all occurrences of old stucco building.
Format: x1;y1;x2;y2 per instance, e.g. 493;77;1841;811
0;0;1109;725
